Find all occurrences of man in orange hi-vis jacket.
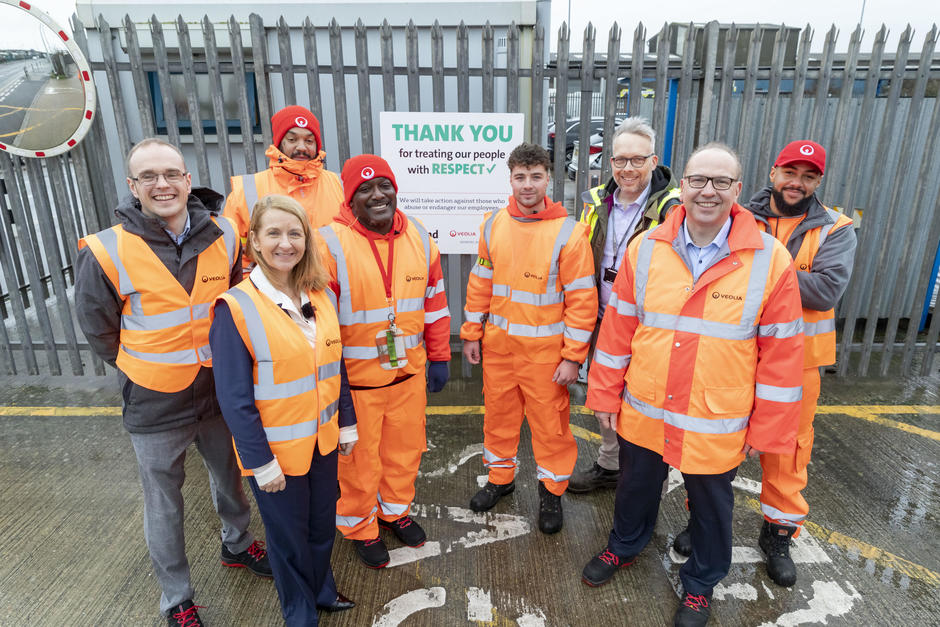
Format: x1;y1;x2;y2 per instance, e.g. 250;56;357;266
461;143;597;535
318;155;451;569
225;106;344;275
579;143;804;627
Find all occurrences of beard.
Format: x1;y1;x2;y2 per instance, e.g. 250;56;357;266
771;188;814;216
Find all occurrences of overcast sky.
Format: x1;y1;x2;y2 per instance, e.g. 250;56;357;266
3;1;934;53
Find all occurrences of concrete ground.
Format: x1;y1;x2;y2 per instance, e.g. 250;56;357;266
0;368;938;626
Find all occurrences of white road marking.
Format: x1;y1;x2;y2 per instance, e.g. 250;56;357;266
757;580;861;627
668;528;831;565
761;581;776;600
387;541;442;568
466;587;493;622
516;608;547;626
419;443;482;478
713;582;758;601
371;587;446;627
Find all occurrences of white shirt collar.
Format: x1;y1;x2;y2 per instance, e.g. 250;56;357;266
249;266;310;317
613;180;652;213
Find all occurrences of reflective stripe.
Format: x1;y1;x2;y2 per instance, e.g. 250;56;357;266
490;314;564;339
94;228;136;297
319;398;339;425
758;318;804;339
426;278;446;298
377;493;409;517
318;226;355;324
425;307;450;324
609;292;638;318
564;326;593;343
482;446;517;469
633;234;656;323
739;233;776;328
121;305;193;332
336;506;376;529
564;274;595;292
537;465;571;483
342;332;423;360
396;296;425;313
264;418;319;442
464;310;487;324
546;218;576;293
243;174;259;217
804;318;835;337
407;216;432;275
624;388;750;435
755;383;802;403
504;287;564;307
227;288;319;401
817;208;848;249
482;212;497;257
215;217;238;269
317;359;342;382
471;264;493;279
642;311;758;340
122;345;199;365
761;503;805;525
594;349;630;369
196;343;213;361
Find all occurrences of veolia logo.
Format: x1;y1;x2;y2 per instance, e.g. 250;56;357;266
406;275;425;282
202;274;226;282
711;291;743;301
325;338;341;346
524;271;544;280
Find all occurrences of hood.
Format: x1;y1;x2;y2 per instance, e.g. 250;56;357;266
335;202;409;240
506;196;568;220
264;145;330;194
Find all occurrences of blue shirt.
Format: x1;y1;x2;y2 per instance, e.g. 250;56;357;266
164;213;191;246
599;183;651;314
681;216;732;282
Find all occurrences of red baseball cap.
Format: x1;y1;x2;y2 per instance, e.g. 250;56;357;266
774;140;826;174
271;105;322;153
341;154;398;206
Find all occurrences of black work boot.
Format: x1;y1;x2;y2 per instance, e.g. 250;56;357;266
537;482;563;534
672;521;692;557
566;462;619;493
758;520;798;586
469;481;515;512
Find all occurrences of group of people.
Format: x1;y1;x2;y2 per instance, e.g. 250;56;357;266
73;103;855;627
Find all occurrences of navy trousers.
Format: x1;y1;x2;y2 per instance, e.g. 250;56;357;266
249;447;340;627
608;436;737;596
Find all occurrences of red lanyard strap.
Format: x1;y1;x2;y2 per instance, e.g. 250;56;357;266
367;234;395;300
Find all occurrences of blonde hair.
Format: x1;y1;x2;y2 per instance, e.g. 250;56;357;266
248;194;329;293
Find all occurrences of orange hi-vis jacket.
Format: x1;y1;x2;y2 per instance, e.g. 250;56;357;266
78;217;239;393
214;280;342;475
586;204;805;474
318;206;451;387
224;145;344;268
460;197;597;365
759;208;854;368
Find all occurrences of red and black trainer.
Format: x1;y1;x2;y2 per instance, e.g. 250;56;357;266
221;540;273;578
581;547;635;587
378;515;427;547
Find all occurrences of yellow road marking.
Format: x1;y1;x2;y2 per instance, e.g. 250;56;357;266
816;406;940;442
743;498;939;588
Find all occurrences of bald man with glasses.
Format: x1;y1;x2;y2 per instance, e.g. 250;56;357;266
570;116;681;494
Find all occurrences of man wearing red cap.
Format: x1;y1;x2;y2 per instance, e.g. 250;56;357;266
225;105;344;274
671;140;856;589
317;155;451;568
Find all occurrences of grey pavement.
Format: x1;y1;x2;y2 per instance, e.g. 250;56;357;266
0;369;938;626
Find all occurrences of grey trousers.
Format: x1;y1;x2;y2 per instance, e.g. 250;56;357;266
128;415;254;615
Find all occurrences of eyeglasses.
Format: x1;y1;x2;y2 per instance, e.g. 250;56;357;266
683;175;737;190
611;154;653;169
130;170;188;186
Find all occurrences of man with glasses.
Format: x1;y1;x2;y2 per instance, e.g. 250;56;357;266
76;138;271;626
569;117;680;494
225;105;344;275
671;140;856;588
580;143;804;627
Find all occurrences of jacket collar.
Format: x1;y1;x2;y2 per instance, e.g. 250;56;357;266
652;202;765;252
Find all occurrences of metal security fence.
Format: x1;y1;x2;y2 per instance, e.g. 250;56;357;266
1;12;939;378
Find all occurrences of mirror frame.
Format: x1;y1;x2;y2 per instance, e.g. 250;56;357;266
0;0;96;158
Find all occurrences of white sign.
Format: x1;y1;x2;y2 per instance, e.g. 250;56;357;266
380;112;525;254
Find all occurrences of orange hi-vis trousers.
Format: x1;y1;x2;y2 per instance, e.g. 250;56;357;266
336;373;427;540
759;366;821;537
481;350;578;496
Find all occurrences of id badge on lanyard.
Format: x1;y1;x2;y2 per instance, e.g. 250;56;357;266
375;311;408;369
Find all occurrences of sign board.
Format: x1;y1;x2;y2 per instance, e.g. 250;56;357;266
380;111;524;254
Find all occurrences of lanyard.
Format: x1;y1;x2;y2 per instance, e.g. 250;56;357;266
367;234;395;301
608;202;638;266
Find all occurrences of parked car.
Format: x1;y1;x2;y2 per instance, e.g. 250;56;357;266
547;117;620;166
566;125;618;181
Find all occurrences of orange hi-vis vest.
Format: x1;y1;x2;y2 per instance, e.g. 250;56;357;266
78;217;238;393
216;280;342;475
461;200;597;364
318;217;437;386
587;205;805;474
761;207;854;368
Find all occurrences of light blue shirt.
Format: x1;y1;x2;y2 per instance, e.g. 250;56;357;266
164;212;191;246
599;183;651;315
681;216;732;282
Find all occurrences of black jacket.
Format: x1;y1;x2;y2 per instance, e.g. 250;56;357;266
75;188;242;433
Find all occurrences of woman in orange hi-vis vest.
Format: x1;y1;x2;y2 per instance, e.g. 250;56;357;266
461;143;597;535
319;155;451;570
209;195;358;625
